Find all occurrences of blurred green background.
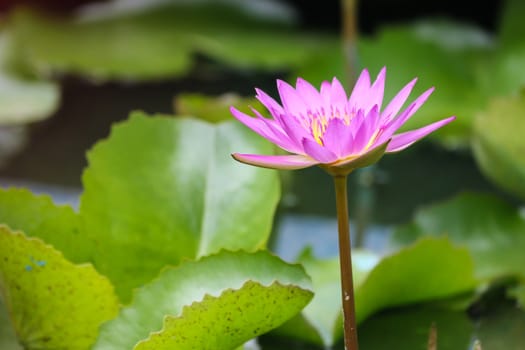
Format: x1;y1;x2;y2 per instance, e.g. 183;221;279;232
0;1;524;349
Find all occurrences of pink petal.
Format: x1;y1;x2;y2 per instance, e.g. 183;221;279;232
376;87;434;144
232;153;318;170
330;77;349;113
351;105;380;153
320;81;332;107
322;117;353;157
230;106;275;141
277;80;308;118
348;69;372;108
249;107;303;153
295;78;323;111
381;78;417;123
386;116;456;152
364;67;386;111
255;88;284;117
302;138;339;163
273;112;310;151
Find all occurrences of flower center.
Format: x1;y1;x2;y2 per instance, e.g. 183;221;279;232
309;109;353;146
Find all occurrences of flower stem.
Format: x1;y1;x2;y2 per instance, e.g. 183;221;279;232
333;175;359;350
341;0;359;85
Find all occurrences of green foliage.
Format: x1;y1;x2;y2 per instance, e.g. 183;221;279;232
0;188;91;262
0;226;120;350
472;93;525;201
7;2;332;81
0;33;58;125
393;192;525;281
359;307;473;350
0;299;22;350
510;283;525;309
355;238;477;323
80;113;280;302
93;250;312;350
174;93;265;124
276;238;476;347
476;302;525;349
481;0;525;96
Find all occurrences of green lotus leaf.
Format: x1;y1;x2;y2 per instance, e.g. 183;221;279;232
80;113;279;302
510;283;525;309
0;299;22;350
0;187;91;263
0;33;59;125
481;0;525;96
0;74;59;125
174;93;265;124
275;238;476;347
7;2;330;81
359;307;473;350
0;226;120;350
393;192;525;281
472;93;525;201
93;250;313;350
476;301;525;349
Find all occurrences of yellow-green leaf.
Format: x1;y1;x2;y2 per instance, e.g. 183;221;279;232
0;226;120;350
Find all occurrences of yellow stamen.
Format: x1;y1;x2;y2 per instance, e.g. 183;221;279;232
312;119;324;145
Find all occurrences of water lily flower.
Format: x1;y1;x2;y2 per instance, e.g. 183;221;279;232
231;68;455;175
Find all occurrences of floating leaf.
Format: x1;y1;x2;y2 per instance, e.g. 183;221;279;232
174;93;265;124
481;0;525;96
359;307;473;350
393;192;525;281
0;226;120;350
476;301;525;349
8;3;330;81
93;250;312;350
0;74;59;125
472;93;525;201
509;282;525;309
355;238;477;323
0;33;59;125
0;299;22;350
80;113;280;302
276;238;476;346
0;187;91;263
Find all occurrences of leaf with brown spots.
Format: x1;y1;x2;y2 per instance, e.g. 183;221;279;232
93;250;313;350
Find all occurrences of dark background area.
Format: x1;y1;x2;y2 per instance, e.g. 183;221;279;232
0;0;504;34
286;0;502;34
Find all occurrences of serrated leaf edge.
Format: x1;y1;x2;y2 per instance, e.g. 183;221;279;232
134;279;314;349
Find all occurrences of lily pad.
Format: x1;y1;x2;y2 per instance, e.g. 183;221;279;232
0;299;22;350
476;301;525;349
355;238;477;324
8;2;331;81
472;93;525;201
510;283;525;309
0;33;59;125
276;238;476;347
80;113;280;302
481;0;525;96
174;93;265;124
0;226;120;350
359;307;473;350
0;187;91;263
93;250;313;350
393;192;525;281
